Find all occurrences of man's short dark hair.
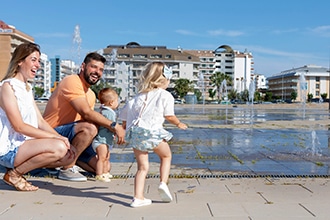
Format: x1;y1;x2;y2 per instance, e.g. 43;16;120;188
83;52;106;64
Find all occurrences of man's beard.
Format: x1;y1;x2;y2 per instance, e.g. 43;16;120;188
83;70;100;85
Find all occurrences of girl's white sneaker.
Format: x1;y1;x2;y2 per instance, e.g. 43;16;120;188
158;182;173;202
130;198;152;208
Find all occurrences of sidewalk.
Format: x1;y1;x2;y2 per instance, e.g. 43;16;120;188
1;166;330;219
1;104;329;219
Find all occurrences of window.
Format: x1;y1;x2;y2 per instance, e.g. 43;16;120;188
133;54;147;58
150;54;162;58
118;54;130;58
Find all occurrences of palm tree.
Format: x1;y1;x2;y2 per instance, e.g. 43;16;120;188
210;72;233;101
174;78;193;99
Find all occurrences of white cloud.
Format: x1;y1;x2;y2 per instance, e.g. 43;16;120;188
208;29;244;37
175;29;198;36
234;44;312;59
309;25;330;37
271;28;299;35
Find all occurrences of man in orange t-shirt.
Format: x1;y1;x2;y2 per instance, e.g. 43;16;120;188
44;52;125;182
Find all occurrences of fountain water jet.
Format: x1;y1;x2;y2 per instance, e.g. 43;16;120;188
72;25;82;67
309;130;322;156
248;80;255;128
220;79;228;122
299;71;307;119
198;72;205;113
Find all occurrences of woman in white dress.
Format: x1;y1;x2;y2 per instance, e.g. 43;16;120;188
0;43;74;191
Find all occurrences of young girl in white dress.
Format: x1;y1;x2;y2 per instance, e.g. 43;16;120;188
119;61;188;207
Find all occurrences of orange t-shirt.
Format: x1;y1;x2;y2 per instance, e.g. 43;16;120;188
43;74;95;128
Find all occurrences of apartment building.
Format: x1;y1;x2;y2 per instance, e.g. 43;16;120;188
267;65;330;102
0;20;53;97
186;45;254;100
183;50;214;99
35;53;52;98
254;74;268;91
232;49;254;93
49;56;79;92
101;42;200;102
0;20;34;80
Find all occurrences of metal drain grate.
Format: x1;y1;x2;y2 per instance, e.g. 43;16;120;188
111;174;330;179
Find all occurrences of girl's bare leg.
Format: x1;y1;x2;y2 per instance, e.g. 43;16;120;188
133;148;149;200
153;141;172;184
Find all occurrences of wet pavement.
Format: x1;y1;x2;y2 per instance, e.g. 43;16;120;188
2;103;330;178
1;103;330;219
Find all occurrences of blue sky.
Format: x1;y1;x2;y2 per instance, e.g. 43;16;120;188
2;0;330;77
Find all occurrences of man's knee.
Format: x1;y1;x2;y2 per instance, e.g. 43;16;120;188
76;122;98;138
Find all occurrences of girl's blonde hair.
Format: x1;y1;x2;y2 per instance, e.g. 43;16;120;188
2;42;40;81
137;61;167;93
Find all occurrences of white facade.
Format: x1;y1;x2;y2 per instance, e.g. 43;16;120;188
61;60;79;78
254;74;267;90
267;65;329;102
232;51;254;94
102;43;200;101
34;53;51;97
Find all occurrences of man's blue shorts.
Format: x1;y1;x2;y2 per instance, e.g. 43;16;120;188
55;122;96;163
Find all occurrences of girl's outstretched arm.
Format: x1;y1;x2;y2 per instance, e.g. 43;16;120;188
165;115;187;129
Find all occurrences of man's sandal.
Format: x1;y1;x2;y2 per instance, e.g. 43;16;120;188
3;169;38;191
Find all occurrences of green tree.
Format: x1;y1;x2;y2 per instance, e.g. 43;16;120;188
33;86;44;98
291;91;297;102
208;88;216;100
114;87;122;98
228;89;238;101
254;91;261;102
209;72;233;101
241;89;249;101
194;89;202;101
321;93;327;101
90;80;116;100
174;78;193;99
307;93;313;102
264;91;273;102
